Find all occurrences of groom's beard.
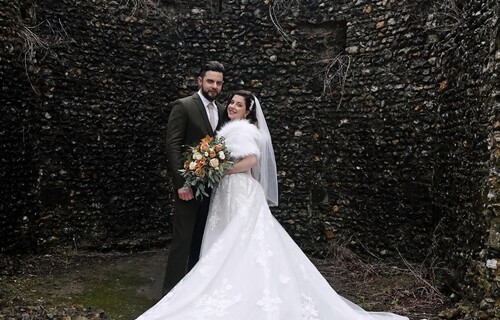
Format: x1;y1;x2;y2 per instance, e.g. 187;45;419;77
201;88;220;102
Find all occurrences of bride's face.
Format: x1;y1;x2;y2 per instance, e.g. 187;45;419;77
227;95;250;121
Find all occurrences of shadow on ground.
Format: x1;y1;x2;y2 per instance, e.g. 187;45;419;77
0;248;449;320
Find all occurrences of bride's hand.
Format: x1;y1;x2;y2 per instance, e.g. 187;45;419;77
224;156;257;175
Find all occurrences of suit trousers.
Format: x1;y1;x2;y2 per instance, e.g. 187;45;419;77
162;191;211;296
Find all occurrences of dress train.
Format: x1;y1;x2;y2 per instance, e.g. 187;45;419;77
136;171;409;320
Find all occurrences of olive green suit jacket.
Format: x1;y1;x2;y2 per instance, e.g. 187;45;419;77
166;93;225;190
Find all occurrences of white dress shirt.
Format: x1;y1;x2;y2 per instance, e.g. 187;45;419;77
197;90;219;127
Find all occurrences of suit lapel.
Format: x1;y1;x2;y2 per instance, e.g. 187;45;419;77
193;93;214;135
216;101;225;124
214;101;226;132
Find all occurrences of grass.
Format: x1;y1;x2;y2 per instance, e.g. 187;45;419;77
0;251;162;319
74;271;156;319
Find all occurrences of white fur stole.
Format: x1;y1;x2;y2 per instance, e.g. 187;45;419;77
216;119;262;160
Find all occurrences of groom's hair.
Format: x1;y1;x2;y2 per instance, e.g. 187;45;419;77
199;61;225;78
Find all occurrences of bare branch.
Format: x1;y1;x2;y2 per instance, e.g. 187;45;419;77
268;4;292;45
18;19;74;93
121;0;165;17
321;53;352;108
266;0;302;46
19;24;49;62
398;250;446;298
19;24;50;93
426;0;467;33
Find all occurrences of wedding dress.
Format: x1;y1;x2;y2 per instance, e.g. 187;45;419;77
137;119;408;320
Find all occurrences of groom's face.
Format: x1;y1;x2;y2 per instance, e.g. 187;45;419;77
198;71;224;101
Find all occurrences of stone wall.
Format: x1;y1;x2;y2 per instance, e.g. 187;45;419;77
297;1;439;258
423;1;499;317
0;0;38;252
1;0;499;316
1;0;180;251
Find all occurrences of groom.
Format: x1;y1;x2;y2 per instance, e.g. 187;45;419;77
163;61;226;295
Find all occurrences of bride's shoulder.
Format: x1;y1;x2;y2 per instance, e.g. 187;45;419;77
218;119;261;138
218;120;261;158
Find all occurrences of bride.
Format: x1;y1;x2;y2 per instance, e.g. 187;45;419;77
136;90;409;320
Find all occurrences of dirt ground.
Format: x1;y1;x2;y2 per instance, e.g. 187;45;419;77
0;247;450;320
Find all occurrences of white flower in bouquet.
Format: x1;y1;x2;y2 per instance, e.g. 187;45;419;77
189;161;197;170
209;158;220;168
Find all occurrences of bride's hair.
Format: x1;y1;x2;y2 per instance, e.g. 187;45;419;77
225;90;258;125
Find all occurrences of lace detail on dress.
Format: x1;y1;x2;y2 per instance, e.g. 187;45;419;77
279;274;290;284
192;278;242;319
198;240;224;276
300;264;312;281
257;289;283;313
207;213;220;231
301;294;320;320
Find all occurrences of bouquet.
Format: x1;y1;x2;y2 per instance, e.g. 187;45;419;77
179;135;233;200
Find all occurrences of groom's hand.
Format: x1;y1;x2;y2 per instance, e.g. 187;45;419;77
178;187;194;201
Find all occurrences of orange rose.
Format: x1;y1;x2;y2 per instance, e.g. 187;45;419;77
201;135;213;144
195;168;205;177
198;158;206;167
214;144;223;152
209;150;216;158
200;143;209;153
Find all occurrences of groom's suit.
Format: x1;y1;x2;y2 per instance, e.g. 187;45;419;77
163;92;225;295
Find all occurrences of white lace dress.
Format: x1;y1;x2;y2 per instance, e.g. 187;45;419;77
137;120;409;320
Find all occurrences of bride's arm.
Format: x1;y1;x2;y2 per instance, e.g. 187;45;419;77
225;155;257;175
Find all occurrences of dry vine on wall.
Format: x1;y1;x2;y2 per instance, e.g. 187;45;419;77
265;0;352;106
